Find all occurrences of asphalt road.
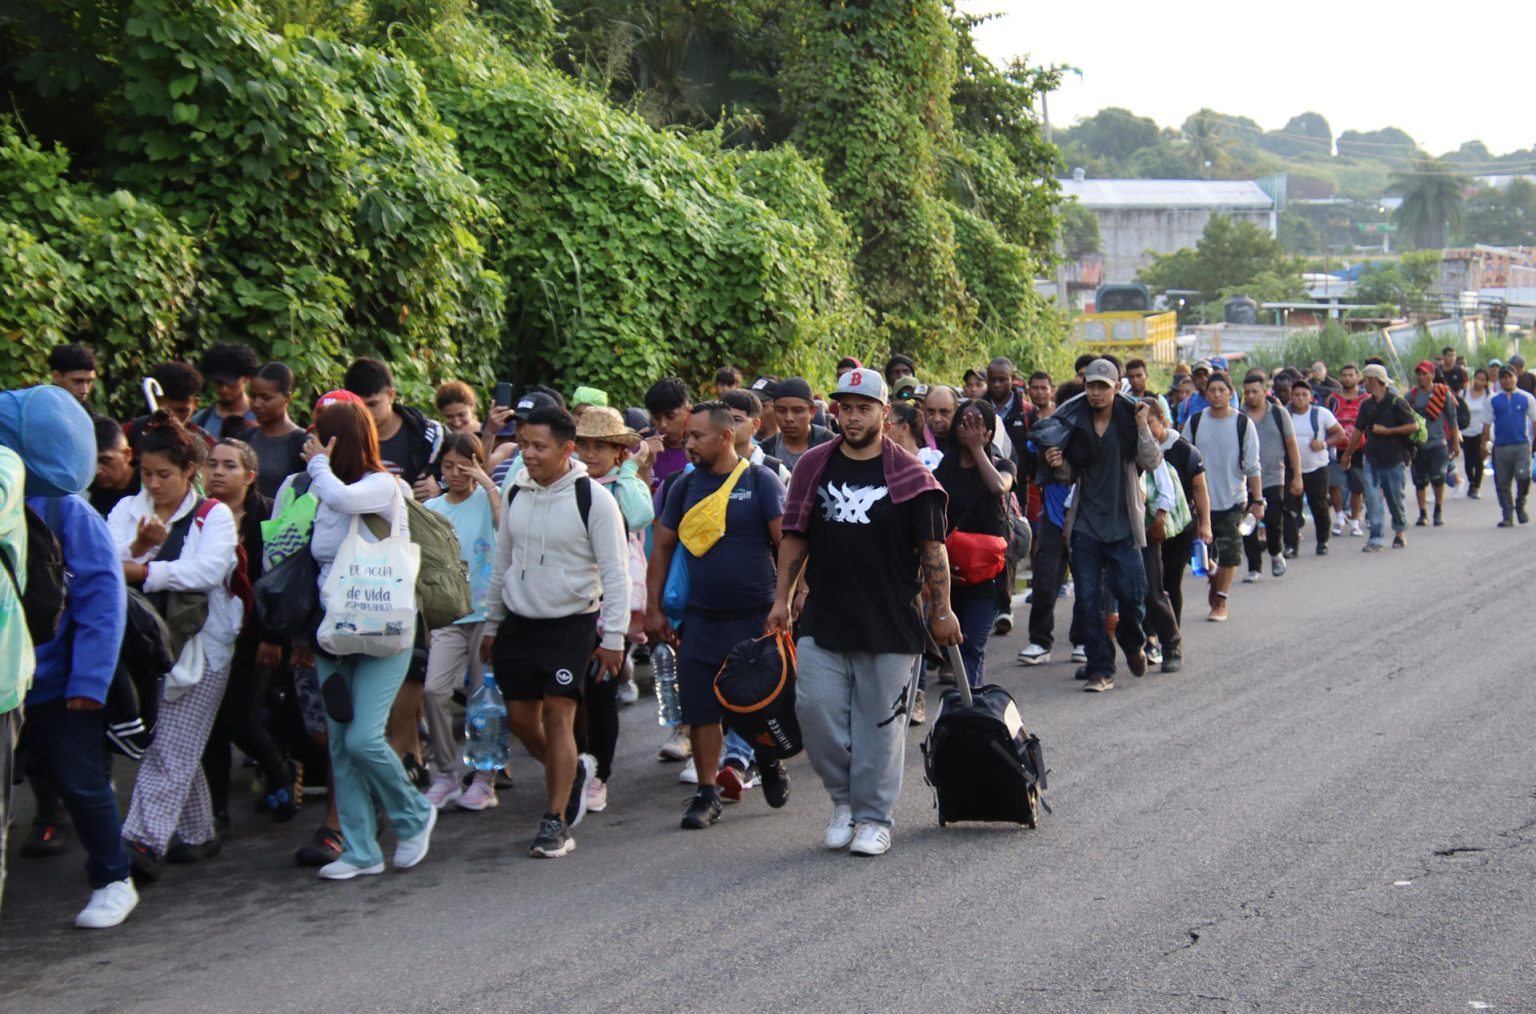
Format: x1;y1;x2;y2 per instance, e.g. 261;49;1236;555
3;488;1535;1013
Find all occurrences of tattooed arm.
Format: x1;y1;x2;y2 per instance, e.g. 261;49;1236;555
919;539;963;647
765;533;810;636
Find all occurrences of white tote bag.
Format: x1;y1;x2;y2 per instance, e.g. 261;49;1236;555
316;493;420;657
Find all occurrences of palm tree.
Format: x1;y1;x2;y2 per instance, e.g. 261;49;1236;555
1389;158;1470;249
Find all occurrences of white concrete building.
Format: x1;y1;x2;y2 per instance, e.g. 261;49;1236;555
1060;177;1278;284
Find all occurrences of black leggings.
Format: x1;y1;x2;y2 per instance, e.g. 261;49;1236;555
1161;526;1196;627
202;642;290;816
576;648;624;782
1464;433;1486;491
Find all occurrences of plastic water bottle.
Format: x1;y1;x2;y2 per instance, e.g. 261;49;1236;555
1237;512;1258;537
653;643;682;727
462;670;510;771
1190;538;1211;577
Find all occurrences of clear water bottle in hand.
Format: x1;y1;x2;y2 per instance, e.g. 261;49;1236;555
462;669;510;771
1190;538;1211;577
653;643;682;727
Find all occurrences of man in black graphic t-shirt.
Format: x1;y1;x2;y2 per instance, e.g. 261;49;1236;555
768;368;958;859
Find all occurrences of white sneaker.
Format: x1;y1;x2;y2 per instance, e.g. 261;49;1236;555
1349;518;1363;537
1070;645;1087;663
616;678;639;706
393;804;437;869
823;805;855;850
1243;570;1261;583
659;727;692;761
678;757;699;785
1331;520;1345;536
424;772;462;810
585;776;608;813
74;879;138;929
318;858;385;880
849;822;892;857
454;778;498;811
1017;643;1051;666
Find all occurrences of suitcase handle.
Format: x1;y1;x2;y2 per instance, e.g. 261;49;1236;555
946;644;972;708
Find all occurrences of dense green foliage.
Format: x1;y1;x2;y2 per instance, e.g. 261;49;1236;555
1135;215;1304;322
2;0;1068;408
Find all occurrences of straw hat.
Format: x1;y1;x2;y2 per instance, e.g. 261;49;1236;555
575;406;641;446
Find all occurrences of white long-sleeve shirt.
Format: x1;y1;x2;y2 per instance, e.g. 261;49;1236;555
108;487;240;671
305;456;410;591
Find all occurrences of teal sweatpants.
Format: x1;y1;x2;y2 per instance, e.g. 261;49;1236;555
319;653;433;867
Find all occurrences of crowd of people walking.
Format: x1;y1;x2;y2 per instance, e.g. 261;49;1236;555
2;338;1531;929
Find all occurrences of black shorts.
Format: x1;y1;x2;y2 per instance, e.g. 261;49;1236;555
491;612;599;702
1411;444;1449;488
677;609;770;726
1209;507;1246;568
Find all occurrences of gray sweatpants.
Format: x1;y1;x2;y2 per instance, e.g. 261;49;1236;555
1492;443;1531;517
795;637;917;828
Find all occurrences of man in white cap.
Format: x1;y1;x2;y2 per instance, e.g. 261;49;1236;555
1043;359;1163;692
767;367;958;857
1340;364;1419;551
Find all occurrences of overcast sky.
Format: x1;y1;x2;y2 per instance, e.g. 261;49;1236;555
964;0;1535;162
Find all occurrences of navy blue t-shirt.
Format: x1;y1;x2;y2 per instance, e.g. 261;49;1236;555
661;462;785;615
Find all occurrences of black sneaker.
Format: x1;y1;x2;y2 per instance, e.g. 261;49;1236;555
1433;507;1444;527
681;790;723;829
1283;546;1299;559
295;825;344;867
565;753;595;828
402;753;431;792
1499;516;1516;528
166;836;223;864
1074;666;1089;680
125;839;162;883
1316;543;1329;555
759;758;791;809
1160;645;1183;674
1415;512;1427;527
1392;533;1406;549
1127;649;1148;677
1520;506;1531;524
530;814;575;857
20;819;69;858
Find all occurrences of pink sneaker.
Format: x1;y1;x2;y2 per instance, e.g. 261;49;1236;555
455;779;498;812
424;773;461;810
585;777;608;813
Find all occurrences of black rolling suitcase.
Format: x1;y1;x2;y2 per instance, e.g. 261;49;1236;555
921;646;1048;828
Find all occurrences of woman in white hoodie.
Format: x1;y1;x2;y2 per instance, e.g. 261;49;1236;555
300;395;436;881
111;414;238;878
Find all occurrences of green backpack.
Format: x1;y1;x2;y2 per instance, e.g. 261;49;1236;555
1405;395;1429;449
1142;465;1192;539
364;496;472;631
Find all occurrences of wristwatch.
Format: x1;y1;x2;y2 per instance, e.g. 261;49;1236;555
1248;498;1267;509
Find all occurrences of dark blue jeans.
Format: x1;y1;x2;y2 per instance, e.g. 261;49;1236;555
17;700;130;888
1069;530;1148;679
954;586;998;688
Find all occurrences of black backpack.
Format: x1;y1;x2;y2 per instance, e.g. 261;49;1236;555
2;500;67;646
713;633;802;759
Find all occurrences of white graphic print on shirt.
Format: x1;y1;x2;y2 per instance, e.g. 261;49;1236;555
818;483;889;524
